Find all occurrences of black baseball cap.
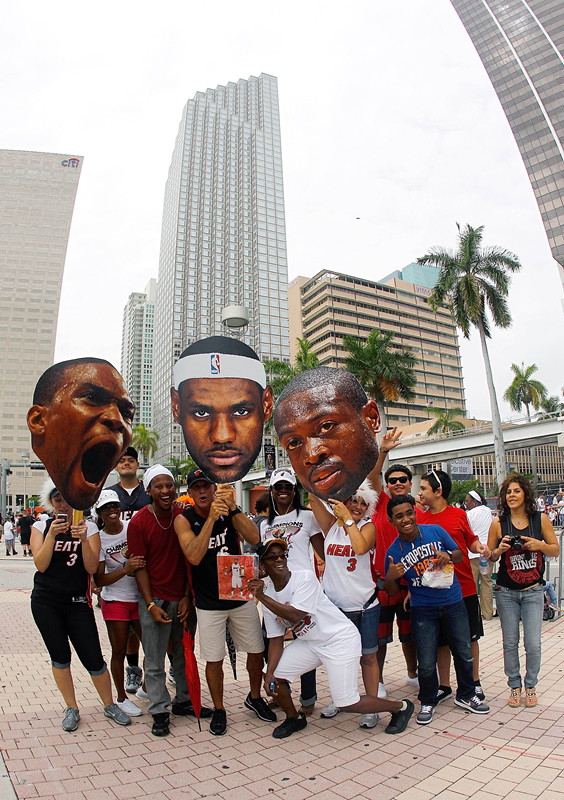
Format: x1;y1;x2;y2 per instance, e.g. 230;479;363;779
120;446;139;460
186;468;215;489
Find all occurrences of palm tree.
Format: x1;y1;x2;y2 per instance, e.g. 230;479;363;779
538;395;564;419
418;223;521;487
343;329;417;438
504;362;548;489
131;424;159;463
167;456;197;488
503;362;548;422
426;406;466;436
264;337;319;399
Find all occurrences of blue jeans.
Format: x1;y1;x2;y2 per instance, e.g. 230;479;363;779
496;585;543;689
411;600;475;705
342;604;381;654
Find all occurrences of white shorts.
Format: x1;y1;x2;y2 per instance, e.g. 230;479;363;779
196;603;264;662
232;577;243;589
273;635;362;708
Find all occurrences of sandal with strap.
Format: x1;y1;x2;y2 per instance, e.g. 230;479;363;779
508;688;521;707
525;687;538;707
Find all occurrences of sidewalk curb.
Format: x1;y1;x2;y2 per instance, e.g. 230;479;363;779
0;751;16;800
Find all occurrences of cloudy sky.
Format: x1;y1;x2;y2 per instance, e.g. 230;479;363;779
3;0;563;421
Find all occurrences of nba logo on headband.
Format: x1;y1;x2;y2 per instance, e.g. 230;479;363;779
210;354;220;375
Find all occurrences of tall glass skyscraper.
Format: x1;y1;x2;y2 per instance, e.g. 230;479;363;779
451;0;564;296
121;279;157;431
153;73;290;463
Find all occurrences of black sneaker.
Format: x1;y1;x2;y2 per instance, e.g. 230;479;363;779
244;693;277;722
151;712;170;737
385;699;414;735
436;685;453;704
172;700;213;718
474;684;486;701
210;708;227;736
272;713;307;739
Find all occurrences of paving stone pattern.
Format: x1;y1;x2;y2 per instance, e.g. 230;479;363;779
1;551;564;800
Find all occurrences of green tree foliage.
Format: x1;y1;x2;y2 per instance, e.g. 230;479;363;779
167;456;197;488
426;406;466;436
343;329;417;437
131;424;159;463
449;479;485;507
264;338;320;435
503;362;548;422
418;223;521;487
264;337;320;399
538;395;564;419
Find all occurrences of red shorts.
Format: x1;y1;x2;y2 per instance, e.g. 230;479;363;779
101;599;139;622
377;588;413;644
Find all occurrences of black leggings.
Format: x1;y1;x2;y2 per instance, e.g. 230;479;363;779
31;600;106;674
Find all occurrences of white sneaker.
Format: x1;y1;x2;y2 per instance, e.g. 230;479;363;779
359;713;378;729
117;698;143;716
405;675;419;688
136;687;149;700
320;701;340;718
378;682;387;699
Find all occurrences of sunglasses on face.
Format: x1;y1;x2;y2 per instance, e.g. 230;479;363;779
388;476;409;485
273;483;293;491
100;503;121;511
263;552;288;562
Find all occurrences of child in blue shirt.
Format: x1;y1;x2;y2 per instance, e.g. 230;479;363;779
384;494;490;725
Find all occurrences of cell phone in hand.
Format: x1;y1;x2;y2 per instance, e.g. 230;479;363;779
56;514;68;522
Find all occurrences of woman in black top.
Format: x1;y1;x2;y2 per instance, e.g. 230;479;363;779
30;480;131;732
488;474;559;708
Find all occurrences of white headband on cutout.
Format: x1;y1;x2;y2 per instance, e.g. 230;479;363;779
173;352;266;389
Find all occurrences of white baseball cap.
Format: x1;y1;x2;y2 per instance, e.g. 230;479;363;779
95;489;120;510
269;468;296;487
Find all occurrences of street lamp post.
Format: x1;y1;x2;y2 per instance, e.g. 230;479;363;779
22;451;29;512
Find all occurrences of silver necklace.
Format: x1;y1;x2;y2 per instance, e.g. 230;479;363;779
150;505;173;530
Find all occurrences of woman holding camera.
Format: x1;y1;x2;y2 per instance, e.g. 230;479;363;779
488;473;559;707
31;480;131;731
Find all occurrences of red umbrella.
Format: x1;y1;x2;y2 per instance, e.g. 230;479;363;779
182;628;202;730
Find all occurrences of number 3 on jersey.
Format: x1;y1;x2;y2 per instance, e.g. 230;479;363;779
346;557;357;572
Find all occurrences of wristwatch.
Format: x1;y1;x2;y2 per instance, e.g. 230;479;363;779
229;506;243;517
344;519;355;528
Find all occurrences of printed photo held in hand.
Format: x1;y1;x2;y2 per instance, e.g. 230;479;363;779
171;336;273;483
217;554;259;601
27;358;135;510
273;366;380;501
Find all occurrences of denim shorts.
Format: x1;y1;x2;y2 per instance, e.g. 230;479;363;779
342;603;380;654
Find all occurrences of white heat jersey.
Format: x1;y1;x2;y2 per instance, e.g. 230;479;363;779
231;562;243;587
322;518;378;612
259;509;321;573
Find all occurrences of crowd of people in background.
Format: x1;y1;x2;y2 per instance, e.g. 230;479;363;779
4;438;562;741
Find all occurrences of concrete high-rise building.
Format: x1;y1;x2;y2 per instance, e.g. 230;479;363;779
450;0;564;299
288;268;467;426
153;73;290;463
0;149;82;510
121;279;157;431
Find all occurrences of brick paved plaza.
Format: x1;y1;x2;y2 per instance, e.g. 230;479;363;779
2;553;564;800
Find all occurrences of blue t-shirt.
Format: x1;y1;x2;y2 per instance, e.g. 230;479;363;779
385;524;462;607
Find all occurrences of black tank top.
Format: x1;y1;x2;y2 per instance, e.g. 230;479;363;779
496;510;544;590
183;507;244;611
31;518;91;604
